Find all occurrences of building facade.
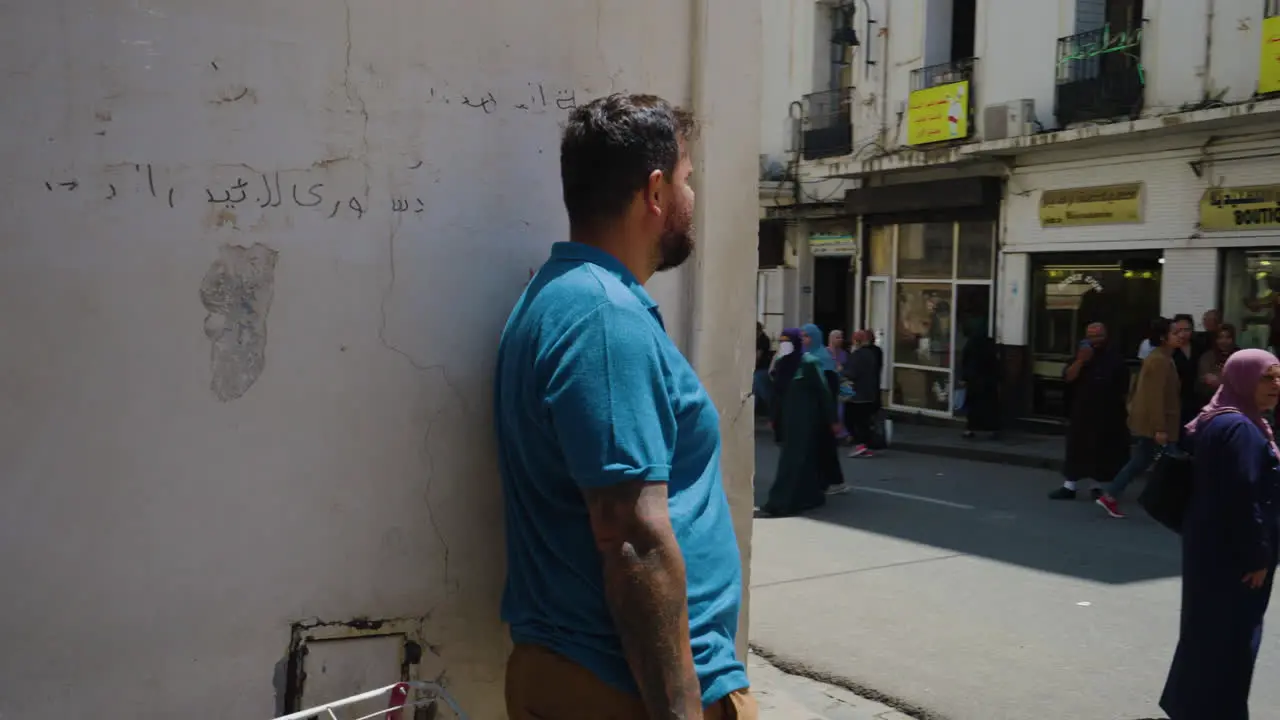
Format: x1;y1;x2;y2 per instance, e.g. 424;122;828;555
761;0;1280;422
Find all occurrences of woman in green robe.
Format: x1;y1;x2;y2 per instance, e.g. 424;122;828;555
761;325;847;517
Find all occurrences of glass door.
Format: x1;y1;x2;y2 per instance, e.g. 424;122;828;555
865;276;891;386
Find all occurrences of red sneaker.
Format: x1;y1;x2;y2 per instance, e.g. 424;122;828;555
1095;495;1125;518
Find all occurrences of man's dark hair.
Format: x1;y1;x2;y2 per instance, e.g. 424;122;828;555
1151;317;1173;344
560;94;696;229
1173;313;1194;326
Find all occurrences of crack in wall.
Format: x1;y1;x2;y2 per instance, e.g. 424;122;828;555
343;0;371;203
378;219;458;595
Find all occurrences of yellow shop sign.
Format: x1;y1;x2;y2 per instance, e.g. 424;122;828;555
1039;184;1143;227
1200;186;1280;231
906;80;970;147
1259;15;1280;95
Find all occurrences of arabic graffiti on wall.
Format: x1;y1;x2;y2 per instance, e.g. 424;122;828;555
906;80;970;147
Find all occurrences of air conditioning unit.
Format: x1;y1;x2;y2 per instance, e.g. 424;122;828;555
982;99;1036;141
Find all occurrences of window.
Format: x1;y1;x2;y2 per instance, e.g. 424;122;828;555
894;282;953;369
881;220;996;415
896;222;954;279
956;221;995;279
1221;249;1280;351
867;225;892;276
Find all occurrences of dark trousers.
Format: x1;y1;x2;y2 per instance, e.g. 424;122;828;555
844;402;875;446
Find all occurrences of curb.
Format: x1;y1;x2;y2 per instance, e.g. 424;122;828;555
749;644;942;720
888;441;1065;473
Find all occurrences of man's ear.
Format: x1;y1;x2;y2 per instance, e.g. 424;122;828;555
645;169;664;215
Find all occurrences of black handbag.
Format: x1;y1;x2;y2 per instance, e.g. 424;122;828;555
1138;450;1194;533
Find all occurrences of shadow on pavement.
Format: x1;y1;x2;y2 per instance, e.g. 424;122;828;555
753;430;1182;587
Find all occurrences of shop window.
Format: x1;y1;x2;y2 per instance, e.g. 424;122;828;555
892;367;953;412
896;222;954;279
956;221;995;279
1221;249;1280;351
1027;252;1161;418
894;281;953;369
867;225;892;276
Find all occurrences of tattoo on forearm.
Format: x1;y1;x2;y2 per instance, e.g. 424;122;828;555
586;483;702;720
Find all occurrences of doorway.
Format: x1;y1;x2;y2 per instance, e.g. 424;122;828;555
813;255;853;340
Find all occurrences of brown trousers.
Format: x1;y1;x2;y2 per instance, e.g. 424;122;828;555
505;643;757;720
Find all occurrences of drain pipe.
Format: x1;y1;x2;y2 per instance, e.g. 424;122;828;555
1201;0;1215;100
879;0;892;147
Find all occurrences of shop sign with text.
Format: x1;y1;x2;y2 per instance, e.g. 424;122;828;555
1260;15;1280;95
1200;185;1280;231
809;234;858;256
1039;184;1143;227
906;81;970;147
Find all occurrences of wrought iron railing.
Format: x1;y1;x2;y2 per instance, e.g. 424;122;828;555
909;57;977;92
1054;24;1145;124
800;88;853;160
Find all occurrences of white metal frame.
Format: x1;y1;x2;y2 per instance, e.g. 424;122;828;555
280;618;467;720
273;680;468;720
885;222;997;417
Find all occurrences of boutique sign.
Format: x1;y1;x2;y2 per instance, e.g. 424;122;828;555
1199;186;1280;231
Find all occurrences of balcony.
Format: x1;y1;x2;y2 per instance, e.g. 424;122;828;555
800;88;853;160
1055;24;1144;125
909;56;977;93
906;57;977;146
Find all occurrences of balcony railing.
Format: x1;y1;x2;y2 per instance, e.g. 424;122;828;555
800;88;853;160
909;56;977;92
1055;24;1145;125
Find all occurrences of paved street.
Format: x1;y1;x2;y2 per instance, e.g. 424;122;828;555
750;435;1280;720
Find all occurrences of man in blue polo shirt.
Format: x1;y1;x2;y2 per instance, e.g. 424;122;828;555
494;94;753;719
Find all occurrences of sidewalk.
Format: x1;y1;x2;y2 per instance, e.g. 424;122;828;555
754;417;1065;472
887;423;1065;472
749;651;917;720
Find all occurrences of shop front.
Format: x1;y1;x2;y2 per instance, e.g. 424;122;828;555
1205;186;1280;352
848;177;1001;417
1026;251;1162;418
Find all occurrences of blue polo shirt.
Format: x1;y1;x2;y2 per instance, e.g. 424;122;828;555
494;241;747;706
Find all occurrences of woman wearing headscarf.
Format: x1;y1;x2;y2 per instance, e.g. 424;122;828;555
828;329;851;443
769;329;803;444
761;326;847;517
1160;349;1280;720
1196;323;1239;407
958;316;1001;438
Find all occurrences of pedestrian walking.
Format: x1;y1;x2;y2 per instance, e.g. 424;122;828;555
843;330;880;458
1173;314;1199;427
1096;317;1185;518
761;330;847;516
1196;322;1238;406
769;329;803;444
494;93;755;720
1160;349;1280;720
1050;322;1132;500
957;317;1001;439
828;329;850;442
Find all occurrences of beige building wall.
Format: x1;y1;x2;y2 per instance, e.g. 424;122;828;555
0;1;760;717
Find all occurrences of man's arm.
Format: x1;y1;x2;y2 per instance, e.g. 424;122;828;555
584;481;702;719
543;303;702;719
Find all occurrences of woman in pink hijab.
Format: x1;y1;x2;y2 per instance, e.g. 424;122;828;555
1161;349;1280;719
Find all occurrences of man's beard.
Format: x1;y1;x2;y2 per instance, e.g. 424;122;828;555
654;200;695;273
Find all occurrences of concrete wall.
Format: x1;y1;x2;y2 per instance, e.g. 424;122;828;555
0;1;760;718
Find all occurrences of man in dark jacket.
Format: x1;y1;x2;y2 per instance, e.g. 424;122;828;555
843;330;882;457
1049;322;1132;500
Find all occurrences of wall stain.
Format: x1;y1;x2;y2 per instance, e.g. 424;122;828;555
200;243;278;401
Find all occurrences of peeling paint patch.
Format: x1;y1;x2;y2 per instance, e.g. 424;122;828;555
199;243;278;401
